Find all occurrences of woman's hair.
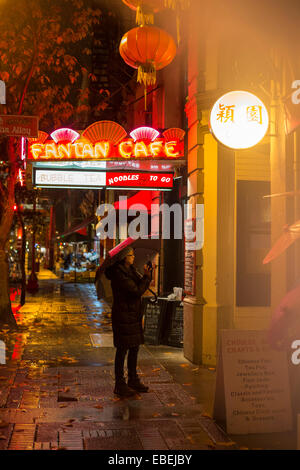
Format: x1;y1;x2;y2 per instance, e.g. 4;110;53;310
118;247;134;261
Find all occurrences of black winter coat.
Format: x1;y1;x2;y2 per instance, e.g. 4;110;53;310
105;262;151;349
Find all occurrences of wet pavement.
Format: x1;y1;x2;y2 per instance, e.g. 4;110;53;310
0;269;297;451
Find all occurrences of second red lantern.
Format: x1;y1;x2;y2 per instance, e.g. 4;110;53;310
119;25;176;87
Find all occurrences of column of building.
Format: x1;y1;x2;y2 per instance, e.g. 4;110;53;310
184;6;235;365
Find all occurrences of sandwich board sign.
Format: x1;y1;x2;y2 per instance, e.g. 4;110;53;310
213;330;292;434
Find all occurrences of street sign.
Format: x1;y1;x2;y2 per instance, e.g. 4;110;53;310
0;114;39;138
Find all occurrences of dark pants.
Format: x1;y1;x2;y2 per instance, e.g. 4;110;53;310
115;346;139;383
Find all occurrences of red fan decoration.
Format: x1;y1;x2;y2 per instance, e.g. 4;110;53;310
28;130;49;144
163;127;185;141
130;126;160;141
50;128;80;143
82;121;127;145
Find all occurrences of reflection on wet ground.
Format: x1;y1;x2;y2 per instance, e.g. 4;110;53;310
6;280;113;368
0;270;294;450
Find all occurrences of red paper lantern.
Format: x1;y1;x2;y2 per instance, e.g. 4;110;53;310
122;0;164;25
119;25;176;88
164;0;189;9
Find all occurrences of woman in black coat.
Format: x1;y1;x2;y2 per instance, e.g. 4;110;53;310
105;247;152;397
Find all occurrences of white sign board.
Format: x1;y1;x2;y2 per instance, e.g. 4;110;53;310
34;169;106;188
213;330;292;434
210;91;269;149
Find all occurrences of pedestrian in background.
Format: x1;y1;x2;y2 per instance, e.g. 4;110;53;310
105;247;152;397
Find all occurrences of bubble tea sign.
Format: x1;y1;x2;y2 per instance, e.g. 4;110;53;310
209;91;269;149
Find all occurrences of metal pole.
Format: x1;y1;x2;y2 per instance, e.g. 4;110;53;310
27;192;39;293
75;243;77;283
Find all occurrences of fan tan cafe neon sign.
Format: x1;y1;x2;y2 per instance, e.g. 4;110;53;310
27;122;185;161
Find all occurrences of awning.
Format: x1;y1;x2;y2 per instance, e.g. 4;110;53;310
108;236;160;259
56;215;96;240
114;190;154;213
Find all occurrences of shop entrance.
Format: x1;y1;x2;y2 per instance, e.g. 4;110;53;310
27;122;186;347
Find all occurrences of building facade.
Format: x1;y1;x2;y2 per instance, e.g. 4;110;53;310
183;0;300;365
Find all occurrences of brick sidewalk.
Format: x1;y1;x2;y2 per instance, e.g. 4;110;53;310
0;272;237;451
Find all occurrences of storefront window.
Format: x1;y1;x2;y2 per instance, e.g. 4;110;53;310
236;180;271;306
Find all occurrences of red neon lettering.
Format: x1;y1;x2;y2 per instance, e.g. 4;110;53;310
134;142;148;158
165;141;179;158
149;141;163;156
28;138;183;161
46;143;58;159
58;143;71;159
82;144;94;158
95;141;110;158
74;142;84;158
31;143;43;159
119;140;133;158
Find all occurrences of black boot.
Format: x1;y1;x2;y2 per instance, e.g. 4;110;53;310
114;380;136;398
128;376;149;393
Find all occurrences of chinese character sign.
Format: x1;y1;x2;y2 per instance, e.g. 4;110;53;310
210;91;269;149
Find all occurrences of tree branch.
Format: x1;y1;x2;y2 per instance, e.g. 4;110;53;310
17;33;38;115
0;179;6;200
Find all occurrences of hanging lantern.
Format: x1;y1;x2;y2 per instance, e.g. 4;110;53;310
119;25;176;107
164;0;189;9
122;0;164;25
164;0;190;44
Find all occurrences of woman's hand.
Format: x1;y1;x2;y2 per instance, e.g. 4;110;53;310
143;263;152;278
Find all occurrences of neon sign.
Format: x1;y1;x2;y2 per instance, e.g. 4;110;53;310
27;123;185;161
106;171;173;188
33;168;174;190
